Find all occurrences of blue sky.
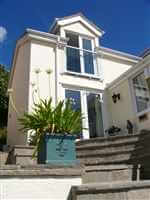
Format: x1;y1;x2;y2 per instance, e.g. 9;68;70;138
0;0;150;69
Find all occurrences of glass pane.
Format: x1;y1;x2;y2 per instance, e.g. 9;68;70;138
66;33;79;48
84;52;94;74
136;97;148;112
65;90;81;111
83;39;92;50
67;47;81;73
83;39;94;74
87;94;104;138
65;90;82;138
133;72;150;112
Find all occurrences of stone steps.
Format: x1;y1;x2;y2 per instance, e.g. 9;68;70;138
76;132;150;166
82;164;136;183
3;131;150;199
7;145;37;165
67;181;150;200
0;152;8;165
76;133;143;147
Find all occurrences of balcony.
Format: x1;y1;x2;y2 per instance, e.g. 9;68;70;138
65;46;100;79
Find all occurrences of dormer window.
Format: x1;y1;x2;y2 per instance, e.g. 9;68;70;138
66;32;98;76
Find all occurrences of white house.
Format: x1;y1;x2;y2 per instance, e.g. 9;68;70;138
105;50;150;132
7;13;141;145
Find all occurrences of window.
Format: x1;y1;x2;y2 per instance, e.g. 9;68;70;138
83;39;94;74
66;33;81;73
133;72;150;113
86;93;104;138
65;89;104;139
66;33;97;76
65;89;81;111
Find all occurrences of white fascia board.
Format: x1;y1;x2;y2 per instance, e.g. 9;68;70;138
26;29;68;43
57;16;104;37
98;46;142;63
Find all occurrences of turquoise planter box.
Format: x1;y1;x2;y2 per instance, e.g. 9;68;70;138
38;134;77;165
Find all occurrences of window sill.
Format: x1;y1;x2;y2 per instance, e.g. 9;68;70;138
61;71;103;81
136;107;150;117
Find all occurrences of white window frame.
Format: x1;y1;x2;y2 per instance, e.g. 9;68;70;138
64;31;99;78
61;85;104;139
129;71;150;117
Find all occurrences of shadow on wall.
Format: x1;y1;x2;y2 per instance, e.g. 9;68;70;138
127;130;150;181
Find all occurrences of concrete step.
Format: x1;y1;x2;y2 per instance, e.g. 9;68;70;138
0;152;8;165
76;131;150;149
76;131;150;166
82;164;138;184
7;145;37;165
67;181;150;200
76;134;140;149
76;143;141;157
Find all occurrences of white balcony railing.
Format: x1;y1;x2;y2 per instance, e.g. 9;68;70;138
66;45;99;78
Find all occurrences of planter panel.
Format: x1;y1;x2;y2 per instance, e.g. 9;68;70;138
38;135;77;165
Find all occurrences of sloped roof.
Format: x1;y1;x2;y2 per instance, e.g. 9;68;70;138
49;12;104;36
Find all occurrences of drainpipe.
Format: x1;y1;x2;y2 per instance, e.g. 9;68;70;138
54;36;60;105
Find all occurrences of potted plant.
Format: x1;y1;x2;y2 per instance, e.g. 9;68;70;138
19;98;83;165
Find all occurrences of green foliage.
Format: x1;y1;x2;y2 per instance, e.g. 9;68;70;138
0;64;9;127
19;98;84;156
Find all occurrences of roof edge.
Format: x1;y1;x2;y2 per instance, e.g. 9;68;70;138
49;12;104;35
99;46;142;62
105;55;150;90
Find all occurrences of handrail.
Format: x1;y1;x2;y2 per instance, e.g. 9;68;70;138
66;45;97;54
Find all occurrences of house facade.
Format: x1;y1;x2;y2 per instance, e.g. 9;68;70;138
106;51;150;133
7;13;140;145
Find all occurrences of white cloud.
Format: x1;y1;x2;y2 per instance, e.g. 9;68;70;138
0;26;7;43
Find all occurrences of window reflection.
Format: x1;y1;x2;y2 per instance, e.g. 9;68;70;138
65;89;82;138
133;73;150;113
87;93;104;138
65;90;81;111
83;39;94;74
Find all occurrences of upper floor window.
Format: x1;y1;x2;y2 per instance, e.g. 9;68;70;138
66;33;98;76
132;72;150;113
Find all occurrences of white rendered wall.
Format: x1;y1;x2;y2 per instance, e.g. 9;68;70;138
28;40;56;111
107;78;150;132
60;22;99;47
101;56;133;87
60;22;97;38
0;177;81;200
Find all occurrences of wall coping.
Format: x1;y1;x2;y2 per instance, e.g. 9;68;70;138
0;164;84;177
72;180;150;193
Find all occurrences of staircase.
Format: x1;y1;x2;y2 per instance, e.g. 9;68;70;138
0;151;8;165
3;130;150;199
67;130;150;199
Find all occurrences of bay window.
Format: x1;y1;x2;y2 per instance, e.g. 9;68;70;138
132;72;150;113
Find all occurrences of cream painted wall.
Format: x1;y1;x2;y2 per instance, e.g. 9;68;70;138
61;22;97;37
7;42;31;145
28;40;56;110
102;56;132;86
60;21;99;47
106;79;135;132
0;177;81;199
107;78;150;133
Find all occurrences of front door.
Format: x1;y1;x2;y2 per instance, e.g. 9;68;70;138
65;89;104;139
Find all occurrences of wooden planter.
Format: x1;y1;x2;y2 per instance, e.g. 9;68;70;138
38;134;77;165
